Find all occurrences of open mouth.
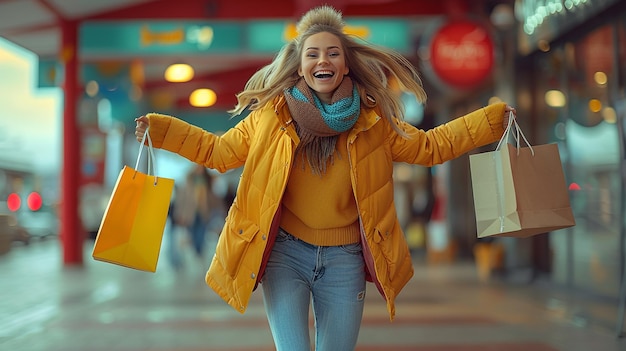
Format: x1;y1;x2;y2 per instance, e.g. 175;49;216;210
314;70;334;79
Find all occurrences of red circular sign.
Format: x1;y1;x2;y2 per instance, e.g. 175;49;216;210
429;20;495;88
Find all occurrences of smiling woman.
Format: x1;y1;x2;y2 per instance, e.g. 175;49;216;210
130;5;515;351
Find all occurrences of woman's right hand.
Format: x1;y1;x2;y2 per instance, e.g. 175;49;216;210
503;105;516;129
134;116;149;143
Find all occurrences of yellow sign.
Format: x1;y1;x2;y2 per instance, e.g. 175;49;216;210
140;25;185;46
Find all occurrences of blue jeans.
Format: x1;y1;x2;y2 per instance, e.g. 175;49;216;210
261;228;366;351
189;213;208;258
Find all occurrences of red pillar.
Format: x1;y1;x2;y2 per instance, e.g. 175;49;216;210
60;19;83;265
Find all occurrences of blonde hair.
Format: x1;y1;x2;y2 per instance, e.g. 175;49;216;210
229;5;427;137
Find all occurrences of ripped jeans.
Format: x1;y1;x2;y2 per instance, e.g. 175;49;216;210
261;228;366;351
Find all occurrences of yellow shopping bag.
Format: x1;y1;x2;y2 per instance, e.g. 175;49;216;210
92;128;174;272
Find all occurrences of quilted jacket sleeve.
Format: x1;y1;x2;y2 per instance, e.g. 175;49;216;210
145;112;256;173
390;102;507;166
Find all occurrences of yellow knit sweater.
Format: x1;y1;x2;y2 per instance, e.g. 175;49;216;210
280;132;361;246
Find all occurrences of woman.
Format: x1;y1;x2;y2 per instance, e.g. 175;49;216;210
135;5;516;351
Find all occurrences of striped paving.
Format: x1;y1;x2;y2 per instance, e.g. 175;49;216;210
0;239;623;351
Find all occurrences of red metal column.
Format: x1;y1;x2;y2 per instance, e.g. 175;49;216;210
60;19;83;265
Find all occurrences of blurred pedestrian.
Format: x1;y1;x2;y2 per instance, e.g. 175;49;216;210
134;5;517;351
170;165;224;269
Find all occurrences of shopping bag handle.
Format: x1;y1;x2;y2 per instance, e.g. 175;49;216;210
495;110;534;156
135;127;160;185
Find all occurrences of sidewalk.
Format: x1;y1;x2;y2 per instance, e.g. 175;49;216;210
1;238;625;351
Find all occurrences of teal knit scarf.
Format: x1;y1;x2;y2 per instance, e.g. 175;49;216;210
284;77;360;175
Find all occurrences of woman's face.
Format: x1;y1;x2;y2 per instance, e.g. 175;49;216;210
298;31;349;104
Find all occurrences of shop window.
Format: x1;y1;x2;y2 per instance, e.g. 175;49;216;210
533;21;623;298
563;24;621;297
567;26;614;127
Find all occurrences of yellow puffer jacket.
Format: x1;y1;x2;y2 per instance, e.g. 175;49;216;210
146;98;506;320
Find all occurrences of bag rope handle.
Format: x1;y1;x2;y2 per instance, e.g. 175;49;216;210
495;110;534;156
134;127;160;185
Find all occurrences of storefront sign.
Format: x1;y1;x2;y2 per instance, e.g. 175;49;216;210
247;19;410;53
80;21;242;56
428;20;495;88
81;19;410;57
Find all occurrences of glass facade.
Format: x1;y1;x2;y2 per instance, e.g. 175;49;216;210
528;10;626;298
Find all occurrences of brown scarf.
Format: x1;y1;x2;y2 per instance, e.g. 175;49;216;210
284;77;360;175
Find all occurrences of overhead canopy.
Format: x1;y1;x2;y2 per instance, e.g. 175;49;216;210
0;0;471;112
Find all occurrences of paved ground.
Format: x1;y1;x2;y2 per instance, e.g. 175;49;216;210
1;236;625;351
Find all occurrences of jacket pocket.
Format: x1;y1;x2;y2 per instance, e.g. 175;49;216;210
218;207;260;279
372;210;404;282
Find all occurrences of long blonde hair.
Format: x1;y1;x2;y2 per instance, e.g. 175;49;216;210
229;5;427;137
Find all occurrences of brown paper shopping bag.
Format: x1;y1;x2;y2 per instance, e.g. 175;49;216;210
469;114;575;238
92;128;174;272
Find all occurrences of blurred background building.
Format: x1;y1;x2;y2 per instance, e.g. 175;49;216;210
0;0;625;330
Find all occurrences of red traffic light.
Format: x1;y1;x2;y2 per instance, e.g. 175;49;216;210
27;192;43;211
7;193;21;212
